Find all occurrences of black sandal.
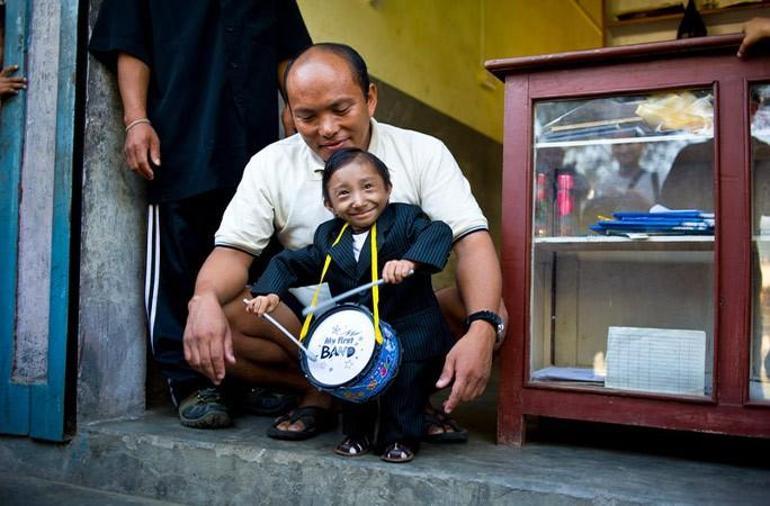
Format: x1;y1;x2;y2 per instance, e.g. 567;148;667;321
266;406;336;441
423;405;468;443
381;442;415;463
334;436;371;457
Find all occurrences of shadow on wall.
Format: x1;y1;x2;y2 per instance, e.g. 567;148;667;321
372;78;503;289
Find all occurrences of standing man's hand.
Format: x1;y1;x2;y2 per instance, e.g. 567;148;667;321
123;121;160;180
183;291;236;385
117;53;159;180
738;17;770;58
0;65;26;97
435;321;495;413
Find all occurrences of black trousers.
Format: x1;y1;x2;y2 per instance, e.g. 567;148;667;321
342;357;443;450
145;189;236;404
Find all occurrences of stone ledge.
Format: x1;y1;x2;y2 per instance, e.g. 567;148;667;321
1;410;769;505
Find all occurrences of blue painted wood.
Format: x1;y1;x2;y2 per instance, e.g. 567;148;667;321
29;0;79;442
0;0;31;436
1;0;79;442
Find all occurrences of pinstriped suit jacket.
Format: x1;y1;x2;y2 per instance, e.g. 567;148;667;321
250;203;454;361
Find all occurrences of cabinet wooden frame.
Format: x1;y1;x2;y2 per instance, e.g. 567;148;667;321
487;34;770;445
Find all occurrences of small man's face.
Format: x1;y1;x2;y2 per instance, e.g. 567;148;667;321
324;159;391;233
287;51;377;161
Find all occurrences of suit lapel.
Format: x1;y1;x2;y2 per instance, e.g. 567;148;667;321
327;225;358;280
355;205;395;281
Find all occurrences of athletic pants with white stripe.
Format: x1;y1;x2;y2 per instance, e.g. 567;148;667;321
145;189;235;405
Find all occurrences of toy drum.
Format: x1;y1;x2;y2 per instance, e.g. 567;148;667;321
300;303;401;403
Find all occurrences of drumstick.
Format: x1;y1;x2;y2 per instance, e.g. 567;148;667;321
242;300;318;361
301;269;414;317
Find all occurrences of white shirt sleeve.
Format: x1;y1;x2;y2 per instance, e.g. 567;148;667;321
214;156;275;257
414;136;488;240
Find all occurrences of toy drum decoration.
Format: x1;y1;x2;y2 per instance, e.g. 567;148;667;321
300;303;401;403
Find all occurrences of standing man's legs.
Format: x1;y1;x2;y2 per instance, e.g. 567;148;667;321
147;188;235;427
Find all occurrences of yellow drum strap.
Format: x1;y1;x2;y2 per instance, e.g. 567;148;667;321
370;224;383;345
299;223;348;341
299;222;384;345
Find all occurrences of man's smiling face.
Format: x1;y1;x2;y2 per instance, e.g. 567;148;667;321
286;49;377;161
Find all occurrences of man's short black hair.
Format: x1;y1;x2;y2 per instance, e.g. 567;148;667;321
285;43;371;100
322;148;391;204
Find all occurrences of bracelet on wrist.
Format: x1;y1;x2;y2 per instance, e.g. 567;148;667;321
125;118;151;133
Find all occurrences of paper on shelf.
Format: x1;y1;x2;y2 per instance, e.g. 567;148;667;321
606;326;706;396
531;366;605;383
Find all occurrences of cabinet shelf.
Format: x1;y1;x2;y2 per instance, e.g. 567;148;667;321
606;2;770;29
534;235;714;252
535;132;711;149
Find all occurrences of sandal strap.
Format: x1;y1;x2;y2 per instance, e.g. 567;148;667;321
288;406;333;428
337;436;370;455
383;442;414;461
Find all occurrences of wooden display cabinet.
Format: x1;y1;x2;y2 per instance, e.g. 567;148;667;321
486;35;770;445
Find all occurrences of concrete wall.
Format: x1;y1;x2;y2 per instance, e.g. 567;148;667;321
77;0;147;423
298;0;603;142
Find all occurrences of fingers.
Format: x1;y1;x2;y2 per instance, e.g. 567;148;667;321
244;295;280;317
149;132;161;167
183;325;221;385
435;336;492;413
442;368;488;414
0;67;27;97
738;36;755;58
443;381;463;414
265;294;280;314
224;325;236;364
437;353;473;413
0;77;26;91
0;65;21;77
210;333;226;384
245;297;267;317
382;260;415;284
123;124;157;180
133;138;155;180
435;355;455;390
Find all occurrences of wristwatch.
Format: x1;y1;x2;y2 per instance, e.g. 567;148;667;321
464;310;505;347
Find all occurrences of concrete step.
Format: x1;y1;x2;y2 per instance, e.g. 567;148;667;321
1;408;770;505
0;472;183;505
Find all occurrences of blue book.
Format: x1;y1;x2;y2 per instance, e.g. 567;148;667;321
613;210;714;219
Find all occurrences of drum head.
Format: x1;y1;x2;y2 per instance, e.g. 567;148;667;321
305;306;376;387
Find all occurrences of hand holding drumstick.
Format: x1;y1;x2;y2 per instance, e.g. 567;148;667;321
244;293;280;318
381;259;417;284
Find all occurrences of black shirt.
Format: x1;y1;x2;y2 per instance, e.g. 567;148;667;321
89;0;312;203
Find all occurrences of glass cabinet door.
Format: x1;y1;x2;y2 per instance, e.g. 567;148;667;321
751;83;770;403
530;88;715;397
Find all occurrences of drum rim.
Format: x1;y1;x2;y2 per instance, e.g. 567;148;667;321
301;303;393;389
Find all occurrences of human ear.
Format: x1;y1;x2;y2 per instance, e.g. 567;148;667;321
367;83;378;117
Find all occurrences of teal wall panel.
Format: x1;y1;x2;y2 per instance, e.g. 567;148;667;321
0;0;31;438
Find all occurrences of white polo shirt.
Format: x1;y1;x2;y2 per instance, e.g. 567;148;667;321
215;119;488;256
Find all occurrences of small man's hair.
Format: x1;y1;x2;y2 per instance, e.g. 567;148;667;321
322;148;391;203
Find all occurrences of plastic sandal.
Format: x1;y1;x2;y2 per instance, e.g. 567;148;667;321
380;442;415;463
423;406;468;443
334;436;371;457
266;405;336;441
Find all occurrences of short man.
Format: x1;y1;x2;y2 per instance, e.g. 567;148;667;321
89;0;311;428
184;43;506;438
